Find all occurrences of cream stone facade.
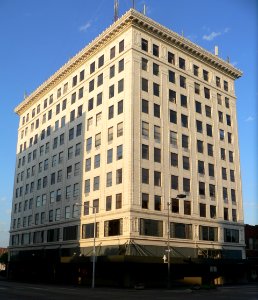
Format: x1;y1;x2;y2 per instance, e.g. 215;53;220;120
9;9;245;265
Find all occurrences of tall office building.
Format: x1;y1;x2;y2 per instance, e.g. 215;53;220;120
9;9;245;283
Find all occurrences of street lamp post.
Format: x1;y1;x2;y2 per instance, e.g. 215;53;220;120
76;203;97;289
166;194;186;289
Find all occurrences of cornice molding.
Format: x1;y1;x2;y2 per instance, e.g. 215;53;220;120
15;8;242;115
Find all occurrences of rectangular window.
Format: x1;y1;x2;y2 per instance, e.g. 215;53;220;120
199;182;205;196
117;145;123;160
183;156;190;170
118;79;124;93
205;105;211;117
107;148;113;164
82;223;99;239
181;114;188;127
154;195;161;211
210;205;216;219
142;57;148;71
182;134;189;149
154;147;161;163
200;226;218;241
200;203;206;217
141;38;148;51
118;58;124;72
224;80;228;91
154;125;160;142
106;196;112;211
93;176;100;191
142;121;149;138
119;39;124;52
170;110;177;124
108;105;114;119
153;44;159;57
168;51;175;64
142;144;149;160
179;57;185;69
89;79;94;92
110;46;115;59
209;184;216;198
142;78;148;92
196;120;203;133
204;87;210;99
86;137;92;151
97;92;102;106
153;83;160;96
183;178;190;193
104;219;123;237
95;133;101;147
203;70;209;81
171;175;178;190
168;70;175;83
106;172;112;187
153;63;159;76
142;99;148;113
110;65;115;78
171;152;178;166
171;223;192;239
116;168;122;184
98;54;104;68
170;131;177;146
193;65;199;76
140;219;163;237
180;75;186;88
117;122;123;137
224;228;239;243
97;73;103;86
142;193;149;209
206;124;213;137
118;100;123;114
153;103;160;118
142;168;149;184
169;89;176;102
116;193;122;209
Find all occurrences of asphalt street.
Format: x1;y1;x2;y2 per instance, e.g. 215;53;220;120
0;280;257;300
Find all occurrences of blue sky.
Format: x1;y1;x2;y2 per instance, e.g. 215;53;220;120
0;0;257;247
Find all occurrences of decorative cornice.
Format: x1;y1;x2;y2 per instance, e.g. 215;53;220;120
15;8;242;115
129;9;242;79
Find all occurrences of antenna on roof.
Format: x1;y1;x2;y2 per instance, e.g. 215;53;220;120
214;46;219;56
132;0;135;9
227;56;230;63
114;0;119;22
143;4;146;15
181;30;184;37
23;91;28;100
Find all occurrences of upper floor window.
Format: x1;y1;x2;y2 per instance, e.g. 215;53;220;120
193;65;199;76
168;51;175;64
72;75;77;87
203;70;209;81
90;61;95;74
98;54;104;68
216;76;221;88
179;57;185;70
119;39;124;53
153;44;159;57
141;38;148;52
224;80;228;91
110;46;115;59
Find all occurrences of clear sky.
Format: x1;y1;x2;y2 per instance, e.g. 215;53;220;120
0;0;257;247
